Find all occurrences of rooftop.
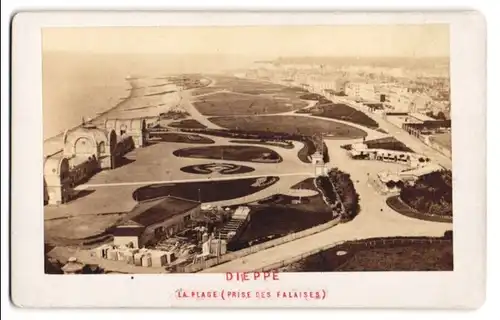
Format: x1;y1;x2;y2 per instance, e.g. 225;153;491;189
400;163;443;177
409;112;436;122
121;196;201;227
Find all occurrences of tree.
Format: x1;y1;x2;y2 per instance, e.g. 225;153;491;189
436;111;447;120
386;180;397;189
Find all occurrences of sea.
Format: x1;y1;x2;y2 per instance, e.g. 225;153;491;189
42;51;256;142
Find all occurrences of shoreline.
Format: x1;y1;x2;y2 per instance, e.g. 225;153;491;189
43;79;135;156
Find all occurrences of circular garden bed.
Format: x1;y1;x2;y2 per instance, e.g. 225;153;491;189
180;163;255;175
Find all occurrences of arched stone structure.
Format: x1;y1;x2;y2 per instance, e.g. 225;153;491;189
44;155;73;205
44;122;142;205
74;136;95;156
104;118;147;148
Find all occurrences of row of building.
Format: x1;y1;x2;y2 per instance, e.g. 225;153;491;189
242;60;450;116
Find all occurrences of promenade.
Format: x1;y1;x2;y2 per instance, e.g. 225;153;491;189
202;139;452;273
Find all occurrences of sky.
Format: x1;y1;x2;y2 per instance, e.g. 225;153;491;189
42;25;449;58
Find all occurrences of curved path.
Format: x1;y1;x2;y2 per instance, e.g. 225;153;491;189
201;138;451;273
48;75;451;274
329;95;452;169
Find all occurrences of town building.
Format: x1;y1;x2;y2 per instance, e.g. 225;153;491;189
345;82;379;102
378;163;444;185
346;142;417;165
113;196;202;249
402;119;451;138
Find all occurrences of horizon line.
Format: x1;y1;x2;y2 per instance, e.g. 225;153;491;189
43;50;450;59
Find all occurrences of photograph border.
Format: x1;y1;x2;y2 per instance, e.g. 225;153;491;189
11;10;486;308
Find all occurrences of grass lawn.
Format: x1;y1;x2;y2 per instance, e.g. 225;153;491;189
229;178;332;250
429;132;452;151
257;178;329;213
312;103;379;129
210;115;367;139
191;87;226;96
177;127;321;163
193;92;307;115
132;176;279;202
180;163;255;175
169;119;207;129
148;132;215;144
229;139;294;149
173;145;283;163
207;75;288;94
231;206;332;250
44;213;125;244
365;137;414;152
282;237;453;271
386;196;452;223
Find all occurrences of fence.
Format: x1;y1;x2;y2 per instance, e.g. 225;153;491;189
177;215;341;273
252;236;453;272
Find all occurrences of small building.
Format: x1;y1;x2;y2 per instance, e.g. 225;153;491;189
377;163;444;189
113;196;202;248
61;257;85;274
402;119;451;138
347;143;416;165
311;151;328;177
233;206;251;220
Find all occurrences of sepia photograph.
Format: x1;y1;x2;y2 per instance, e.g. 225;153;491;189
41;24;454;275
10;10;486;308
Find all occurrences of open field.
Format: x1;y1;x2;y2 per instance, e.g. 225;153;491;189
281;237;453;271
149;132;215;144
45;213;126;245
210;115;367;139
302;103;380;129
173;145;283;163
180;163;255;175
191;87;226;96
132;176;280;202
365;137;414;152
169;119;207;129
204;75;294;95
193;92;307;115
